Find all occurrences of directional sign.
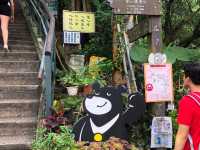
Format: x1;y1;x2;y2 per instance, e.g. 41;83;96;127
112;0;161;15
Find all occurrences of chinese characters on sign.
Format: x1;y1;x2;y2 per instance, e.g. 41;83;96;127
112;0;161;15
144;64;174;103
63;11;95;33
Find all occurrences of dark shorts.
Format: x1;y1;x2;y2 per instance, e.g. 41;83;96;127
0;2;11;17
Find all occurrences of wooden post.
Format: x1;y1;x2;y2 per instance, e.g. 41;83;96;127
112;22;118;61
150;17;162;53
71;0;75;10
150;16;166;150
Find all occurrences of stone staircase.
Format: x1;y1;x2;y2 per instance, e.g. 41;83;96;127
0;2;40;150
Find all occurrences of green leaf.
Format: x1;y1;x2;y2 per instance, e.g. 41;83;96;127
130;46;149;62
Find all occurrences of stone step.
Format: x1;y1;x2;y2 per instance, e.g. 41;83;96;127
7;31;31;37
0;135;33;150
0;72;40;85
8;36;33;41
9;23;27;27
8;26;30;34
0;52;37;61
8;29;30;33
8;29;29;33
9;44;35;50
0;85;40;99
0;61;39;73
0;99;39;118
0;117;36;137
8;26;28;29
8;40;34;45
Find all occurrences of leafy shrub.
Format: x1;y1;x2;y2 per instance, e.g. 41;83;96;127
32;126;78;150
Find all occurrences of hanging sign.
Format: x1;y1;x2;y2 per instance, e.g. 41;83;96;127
151;117;173;148
63;10;95;33
63;31;80;44
112;0;161;15
144;64;174;103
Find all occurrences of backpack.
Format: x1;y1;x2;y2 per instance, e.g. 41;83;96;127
187;93;200;150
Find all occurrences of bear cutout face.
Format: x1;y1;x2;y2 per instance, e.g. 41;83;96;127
83;85;125;117
73;83;145;142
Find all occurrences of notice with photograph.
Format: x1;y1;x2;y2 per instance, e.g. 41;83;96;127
151;117;173;148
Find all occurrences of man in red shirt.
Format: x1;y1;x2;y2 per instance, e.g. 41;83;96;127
175;62;200;150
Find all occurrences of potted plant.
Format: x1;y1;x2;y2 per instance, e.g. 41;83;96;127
60;70;98;96
60;71;81;96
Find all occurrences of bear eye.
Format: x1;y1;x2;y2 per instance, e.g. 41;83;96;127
95;91;100;96
106;92;112;97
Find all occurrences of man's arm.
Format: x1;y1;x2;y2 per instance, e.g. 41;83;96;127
174;124;190;150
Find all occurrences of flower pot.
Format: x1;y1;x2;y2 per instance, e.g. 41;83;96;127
66;86;79;96
83;84;93;96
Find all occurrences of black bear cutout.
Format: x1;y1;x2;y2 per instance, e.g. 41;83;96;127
73;84;146;142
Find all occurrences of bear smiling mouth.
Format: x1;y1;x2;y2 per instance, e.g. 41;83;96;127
97;102;107;108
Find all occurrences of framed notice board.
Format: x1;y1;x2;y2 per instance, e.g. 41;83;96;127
144;64;174;103
63;10;95;33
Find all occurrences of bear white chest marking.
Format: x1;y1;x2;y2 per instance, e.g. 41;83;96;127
90;114;120;134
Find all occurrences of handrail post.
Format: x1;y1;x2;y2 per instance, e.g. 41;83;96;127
44;52;52;116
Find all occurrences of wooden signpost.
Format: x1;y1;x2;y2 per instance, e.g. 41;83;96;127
112;0;161;15
112;1;166;149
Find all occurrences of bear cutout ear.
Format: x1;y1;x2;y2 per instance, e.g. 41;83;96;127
117;85;128;94
92;82;101;91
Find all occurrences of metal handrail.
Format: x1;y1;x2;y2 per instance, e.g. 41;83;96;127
38;0;55;78
20;0;56;116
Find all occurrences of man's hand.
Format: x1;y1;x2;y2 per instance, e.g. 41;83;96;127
174;124;190;150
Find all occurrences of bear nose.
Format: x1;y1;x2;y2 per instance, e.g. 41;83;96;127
87;95;93;98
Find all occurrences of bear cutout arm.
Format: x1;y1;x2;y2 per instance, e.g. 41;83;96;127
73;116;88;141
122;92;146;126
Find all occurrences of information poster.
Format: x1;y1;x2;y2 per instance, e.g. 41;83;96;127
63;31;80;44
144;64;174;103
63;11;95;33
151;117;173;148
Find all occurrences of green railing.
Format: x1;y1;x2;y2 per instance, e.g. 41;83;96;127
20;0;56;116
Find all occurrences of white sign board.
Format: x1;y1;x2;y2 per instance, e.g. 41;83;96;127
144;64;174;103
64;31;80;44
151;117;173;148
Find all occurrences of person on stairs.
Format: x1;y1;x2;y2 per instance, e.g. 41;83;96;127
0;0;14;52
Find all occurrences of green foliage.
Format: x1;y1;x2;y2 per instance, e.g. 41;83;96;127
61;96;82;110
130;45;200;63
165;46;200;63
58;59;114;87
162;0;200;47
32;126;78;150
168;110;178;145
130;46;149;63
82;0;113;57
59;70;98;86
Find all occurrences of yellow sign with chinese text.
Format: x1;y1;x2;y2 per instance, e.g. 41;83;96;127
63;10;95;33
